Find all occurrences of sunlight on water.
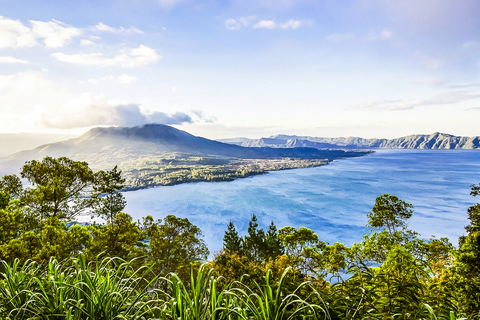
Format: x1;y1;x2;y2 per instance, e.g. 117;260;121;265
124;150;480;256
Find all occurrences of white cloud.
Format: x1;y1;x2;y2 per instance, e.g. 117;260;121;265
116;74;137;84
0;16;82;49
326;33;354;42
0;71;69;131
280;19;312;30
0;56;28;64
369;28;393;40
358;90;480;111
87;74;137;84
381;29;393;39
227;17;313;31
30;19;82;48
253;20;277;29
0;16;37;48
238;16;256;27
80;39;95;46
225;19;242;31
0;71;194;131
224;16;255;30
94;22;143;34
40;94;194;129
52;45;161;68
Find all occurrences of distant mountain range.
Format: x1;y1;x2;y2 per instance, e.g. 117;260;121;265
2;126;475;188
0;124;367;177
220;132;480;150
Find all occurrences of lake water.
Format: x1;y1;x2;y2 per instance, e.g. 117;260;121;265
124;149;480;255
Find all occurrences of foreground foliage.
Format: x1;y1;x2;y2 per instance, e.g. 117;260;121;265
0;157;479;319
0;255;329;320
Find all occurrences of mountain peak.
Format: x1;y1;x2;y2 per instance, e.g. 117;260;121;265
79;124;194;142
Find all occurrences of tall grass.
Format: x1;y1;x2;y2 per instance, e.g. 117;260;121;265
0;255;161;320
3;256;460;320
1;256;330;320
159;265;230;319
222;267;329;320
423;304;467;320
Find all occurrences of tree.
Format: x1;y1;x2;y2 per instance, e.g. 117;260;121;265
223;220;242;253
367;193;413;235
87;212;145;261
278;226;322;275
93;166;126;224
21;157;96;220
209;250;266;286
278;226;319;259
147;215;209;277
0;204;27;259
0;174;22;209
456;183;480;318
264;221;284;260
243;214;266;262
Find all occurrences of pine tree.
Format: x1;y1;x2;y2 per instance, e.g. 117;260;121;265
93;166;127;225
264;220;284;259
223;220;242;253
244;214;265;261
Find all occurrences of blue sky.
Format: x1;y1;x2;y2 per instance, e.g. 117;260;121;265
0;0;479;139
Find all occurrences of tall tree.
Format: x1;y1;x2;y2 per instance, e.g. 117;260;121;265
148;215;209;276
456;183;480;317
278;226;321;275
243;214;265;262
264;220;283;259
0;174;22;209
367;193;413;235
93;166;126;224
223;220;242;253
21;157;96;220
87;212;145;261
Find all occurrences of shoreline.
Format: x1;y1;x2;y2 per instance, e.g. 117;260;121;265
121;151;373;192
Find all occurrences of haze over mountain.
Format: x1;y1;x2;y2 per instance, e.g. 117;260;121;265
0;133;76;158
220;132;480;150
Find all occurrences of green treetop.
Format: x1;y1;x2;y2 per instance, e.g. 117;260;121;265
20;156;96;220
456;183;480;317
223;220;242;253
93;165;127;224
367;193;413;235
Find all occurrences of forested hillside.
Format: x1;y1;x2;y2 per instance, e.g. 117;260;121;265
0;157;479;319
0;124;369;189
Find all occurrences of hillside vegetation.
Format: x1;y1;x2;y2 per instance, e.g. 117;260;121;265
0;157;479;319
0;124;370;189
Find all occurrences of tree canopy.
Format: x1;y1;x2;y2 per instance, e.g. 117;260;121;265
0;157;479;319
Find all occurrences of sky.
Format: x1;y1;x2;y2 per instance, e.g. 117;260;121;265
0;0;479;139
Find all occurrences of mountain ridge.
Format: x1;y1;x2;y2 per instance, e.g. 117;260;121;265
0;124;369;188
220;132;480;150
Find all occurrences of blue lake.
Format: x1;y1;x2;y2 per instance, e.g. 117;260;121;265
124;149;480;256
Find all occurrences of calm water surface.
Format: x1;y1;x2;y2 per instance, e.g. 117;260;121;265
124;150;480;255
